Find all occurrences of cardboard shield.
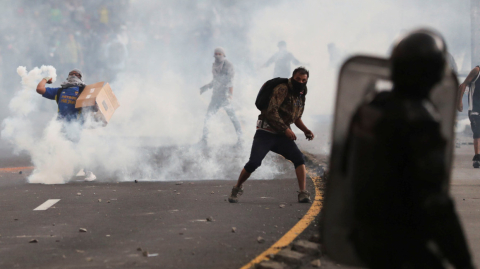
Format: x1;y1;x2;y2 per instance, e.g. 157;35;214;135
321;55;458;266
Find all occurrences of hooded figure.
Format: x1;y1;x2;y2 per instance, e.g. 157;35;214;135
343;29;473;269
200;47;243;145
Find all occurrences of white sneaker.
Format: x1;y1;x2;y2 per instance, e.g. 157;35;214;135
85;171;97;181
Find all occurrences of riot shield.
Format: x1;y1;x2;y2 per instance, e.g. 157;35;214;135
321;55;458;266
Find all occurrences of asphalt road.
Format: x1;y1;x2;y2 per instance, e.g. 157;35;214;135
0;157;316;269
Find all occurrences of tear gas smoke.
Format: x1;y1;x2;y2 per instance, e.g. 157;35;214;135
0;0;472;183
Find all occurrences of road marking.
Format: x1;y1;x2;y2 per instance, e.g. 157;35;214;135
0;166;34;172
34;199;60;211
239;164;324;269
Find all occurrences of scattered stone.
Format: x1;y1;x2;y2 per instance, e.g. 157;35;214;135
311;259;322;267
106;235;110;237
76;250;85;253
279;204;285;208
191;252;195;255
55;240;60;242
142;251;149;257
14;219;18;221
98;199;102;203
137;247;142;251
135;180;138;183
148;253;158;257
86;257;93;262
77;193;81;196
206;216;214;222
231;227;236;233
52;223;55;226
19;171;22;174
175;182;183;185
257;260;287;269
274;249;305;265
211;191;214;194
179;233;184;235
292;240;320;255
107;200;111;203
79;228;87;233
257;236;265;243
113;190;116;192
177;193;180;195
29;239;38;243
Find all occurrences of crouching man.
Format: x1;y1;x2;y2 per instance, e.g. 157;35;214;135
228;67;314;203
36;69;96;181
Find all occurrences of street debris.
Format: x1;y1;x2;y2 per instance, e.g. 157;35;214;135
148;253;158;257
29;239;38;243
142;251;149;257
279;204;286;208
211;191;214;194
311;259;322;267
137;247;142;251
232;227;236;233
135;180;138;183
76;250;85;253
79;228;87;233
77;193;81;196
257;236;265;243
19;171;22;174
98;199;101;202
206;216;214;222
176;182;183;185
86;257;93;262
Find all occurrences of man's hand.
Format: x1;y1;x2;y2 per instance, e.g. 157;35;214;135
458;101;463;112
200;85;208;94
44;77;53;84
285;128;297;140
304;129;314;141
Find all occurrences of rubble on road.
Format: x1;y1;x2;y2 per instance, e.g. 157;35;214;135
232;227;236;233
257;236;265;243
79;228;87;232
206;216;214;222
29;239;38;243
311;259;321;267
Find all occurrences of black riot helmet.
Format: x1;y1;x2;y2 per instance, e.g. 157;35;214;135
390;29;447;98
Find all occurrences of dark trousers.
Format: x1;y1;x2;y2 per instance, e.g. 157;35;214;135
244;130;305;173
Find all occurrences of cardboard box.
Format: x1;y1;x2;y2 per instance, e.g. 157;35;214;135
75;82;120;125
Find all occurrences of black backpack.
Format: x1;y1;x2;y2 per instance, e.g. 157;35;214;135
255;77;288;110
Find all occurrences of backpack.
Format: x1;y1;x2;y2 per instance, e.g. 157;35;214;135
55;85;85;104
255;77;288;110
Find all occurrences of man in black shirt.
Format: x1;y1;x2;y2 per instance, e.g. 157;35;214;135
458;65;480;168
347;29;473;269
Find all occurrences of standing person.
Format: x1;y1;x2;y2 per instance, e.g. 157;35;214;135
200;47;243;146
228;67;314;203
458;65;480;168
35;69;96;181
262;41;303;78
346;30;473;269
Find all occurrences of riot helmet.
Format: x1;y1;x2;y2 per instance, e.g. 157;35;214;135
390;29;447;98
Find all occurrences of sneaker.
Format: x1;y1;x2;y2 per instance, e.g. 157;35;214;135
298;190;311;203
85;171;97;181
228;185;244;203
474;155;480;168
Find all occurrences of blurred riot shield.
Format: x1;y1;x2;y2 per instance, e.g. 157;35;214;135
321;55;458;266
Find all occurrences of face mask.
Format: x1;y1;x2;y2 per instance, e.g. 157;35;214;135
291;79;307;93
214;55;225;62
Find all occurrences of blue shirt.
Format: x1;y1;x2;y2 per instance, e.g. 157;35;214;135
43;86;82;122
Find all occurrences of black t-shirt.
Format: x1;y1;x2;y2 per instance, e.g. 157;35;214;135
470;66;480;112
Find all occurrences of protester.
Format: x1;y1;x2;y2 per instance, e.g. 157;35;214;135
345;29;473;269
35;69;96;181
262;41;303;78
228;67;314;203
458;65;480;168
200;47;243;146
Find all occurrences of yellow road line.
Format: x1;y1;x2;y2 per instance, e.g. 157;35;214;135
239;170;323;269
0;166;34;172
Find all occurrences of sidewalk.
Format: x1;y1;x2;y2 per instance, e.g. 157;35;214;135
451;145;480;265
